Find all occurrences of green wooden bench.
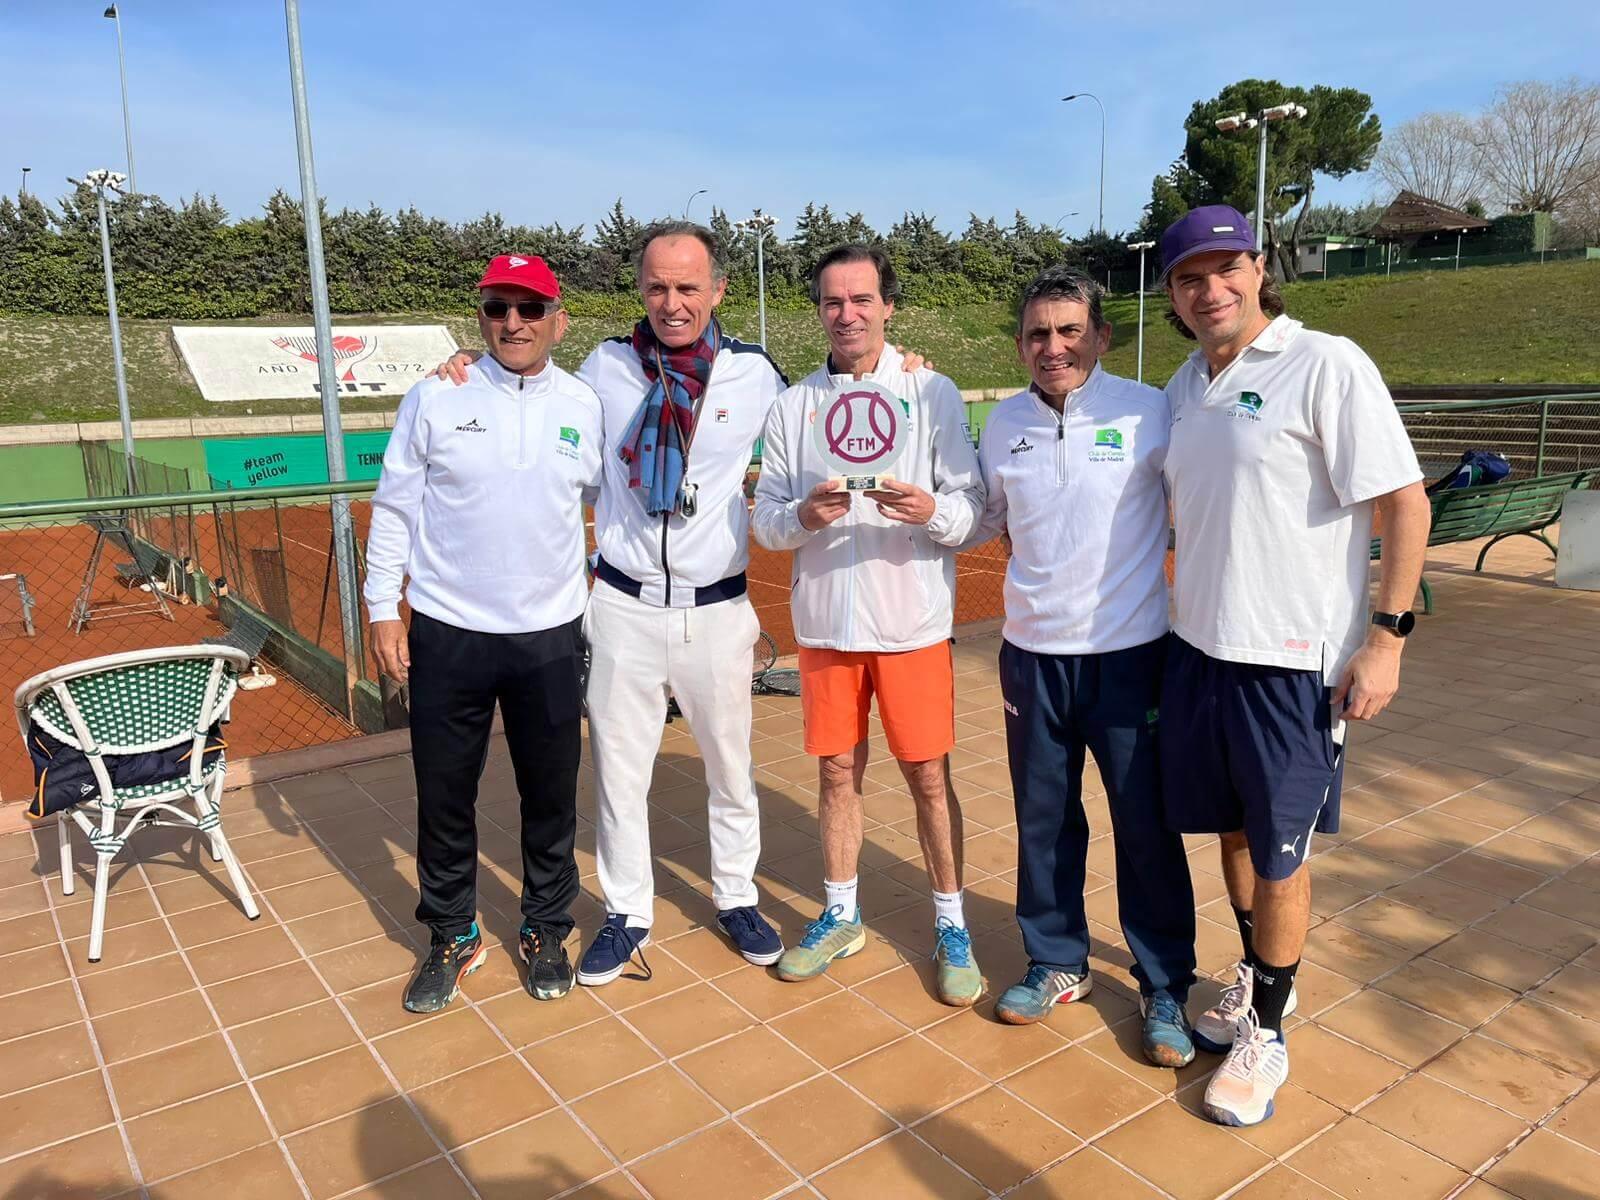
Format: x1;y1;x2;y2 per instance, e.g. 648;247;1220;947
1372;469;1598;614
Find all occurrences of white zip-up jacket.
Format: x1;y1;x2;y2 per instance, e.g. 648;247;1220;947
753;345;985;652
578;334;787;607
967;365;1170;655
363;355;603;634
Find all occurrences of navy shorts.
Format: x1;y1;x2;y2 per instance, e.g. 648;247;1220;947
1160;635;1343;881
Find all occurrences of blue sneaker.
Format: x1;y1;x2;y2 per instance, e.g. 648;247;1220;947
776;906;866;981
717;906;784;966
996;962;1092;1025
577;913;651;987
1141;989;1196;1067
933;920;983;1007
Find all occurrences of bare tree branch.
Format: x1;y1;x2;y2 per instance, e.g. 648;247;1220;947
1372;112;1485;210
1477;79;1600;214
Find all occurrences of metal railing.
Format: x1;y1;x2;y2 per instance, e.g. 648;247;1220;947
1395;393;1600;480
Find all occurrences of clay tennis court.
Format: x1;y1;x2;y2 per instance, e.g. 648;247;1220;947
0;520;359;806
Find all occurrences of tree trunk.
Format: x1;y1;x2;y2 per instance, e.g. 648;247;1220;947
1282;176;1316;283
1264;215;1295;283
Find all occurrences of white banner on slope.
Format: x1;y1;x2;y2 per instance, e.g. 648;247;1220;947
172;324;460;402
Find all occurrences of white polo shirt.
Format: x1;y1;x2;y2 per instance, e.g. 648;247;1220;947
1163;315;1422;684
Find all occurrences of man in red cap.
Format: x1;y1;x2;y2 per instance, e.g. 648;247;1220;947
365;254;604;1012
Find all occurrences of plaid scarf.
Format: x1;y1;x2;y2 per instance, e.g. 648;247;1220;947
617;316;719;516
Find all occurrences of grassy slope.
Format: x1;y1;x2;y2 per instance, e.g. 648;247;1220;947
1;259;1596;425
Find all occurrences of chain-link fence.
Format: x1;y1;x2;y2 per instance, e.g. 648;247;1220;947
0;484;373;806
206;491;373;677
1397;395;1600;480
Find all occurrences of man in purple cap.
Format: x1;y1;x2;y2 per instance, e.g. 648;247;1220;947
1156;206;1430;1126
366;254;603;1012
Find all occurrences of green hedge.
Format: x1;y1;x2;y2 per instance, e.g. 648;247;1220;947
0;190;1138;320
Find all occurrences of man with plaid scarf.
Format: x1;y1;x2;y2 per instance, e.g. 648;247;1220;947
574;223;791;982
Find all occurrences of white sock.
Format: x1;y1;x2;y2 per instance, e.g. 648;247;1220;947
932;889;966;929
824;877;859;921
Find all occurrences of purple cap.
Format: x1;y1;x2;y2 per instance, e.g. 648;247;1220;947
1159;205;1256;283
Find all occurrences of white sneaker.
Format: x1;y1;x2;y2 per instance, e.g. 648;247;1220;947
1203;1010;1289;1127
1193;961;1297;1054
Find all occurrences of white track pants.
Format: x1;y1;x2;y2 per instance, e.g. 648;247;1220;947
584;581;762;925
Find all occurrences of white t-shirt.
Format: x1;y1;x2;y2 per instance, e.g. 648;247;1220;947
1163;315;1422;684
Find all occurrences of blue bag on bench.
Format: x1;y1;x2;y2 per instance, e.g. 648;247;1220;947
1427;450;1511;495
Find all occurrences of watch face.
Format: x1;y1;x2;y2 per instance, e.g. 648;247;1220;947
1397;610;1416;636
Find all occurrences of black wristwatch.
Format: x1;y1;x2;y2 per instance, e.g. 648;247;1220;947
1371;610;1416;638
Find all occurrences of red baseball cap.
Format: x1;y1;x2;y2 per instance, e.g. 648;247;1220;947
477;254;561;299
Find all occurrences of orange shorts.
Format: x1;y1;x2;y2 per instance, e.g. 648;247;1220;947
798;642;955;762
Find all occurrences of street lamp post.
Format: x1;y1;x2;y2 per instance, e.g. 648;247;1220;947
1215;102;1307;253
284;0;363;701
734;209;778;348
103;5;138;195
1061;93;1105;234
71;169;136;493
1128;240;1155;384
20;167;30;196
683;188;708;219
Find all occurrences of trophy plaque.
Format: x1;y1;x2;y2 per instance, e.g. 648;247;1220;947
812;380;908;492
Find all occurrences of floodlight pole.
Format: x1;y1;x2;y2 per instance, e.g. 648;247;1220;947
1253;121;1269;252
756;230;767;346
1216;103;1307;255
104;5;138;195
85;174;137;494
1129;240;1155;384
284;0;363;700
736;209;778;348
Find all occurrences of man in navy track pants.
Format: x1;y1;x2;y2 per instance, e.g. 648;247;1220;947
965;266;1197;1067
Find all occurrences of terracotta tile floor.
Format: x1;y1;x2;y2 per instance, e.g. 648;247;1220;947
1;537;1597;1199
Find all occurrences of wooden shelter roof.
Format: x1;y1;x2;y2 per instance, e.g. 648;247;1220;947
1369;190;1492;239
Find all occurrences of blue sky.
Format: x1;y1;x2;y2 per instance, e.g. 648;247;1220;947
3;1;1596;239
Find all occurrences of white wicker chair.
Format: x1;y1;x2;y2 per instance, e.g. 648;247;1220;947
14;645;260;961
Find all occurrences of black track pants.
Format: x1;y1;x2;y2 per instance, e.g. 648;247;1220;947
407;610;582;940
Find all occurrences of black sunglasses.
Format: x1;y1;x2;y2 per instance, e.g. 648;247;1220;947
480;297;559;321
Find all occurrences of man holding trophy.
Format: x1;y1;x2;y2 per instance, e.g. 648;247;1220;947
752;244;987;1005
